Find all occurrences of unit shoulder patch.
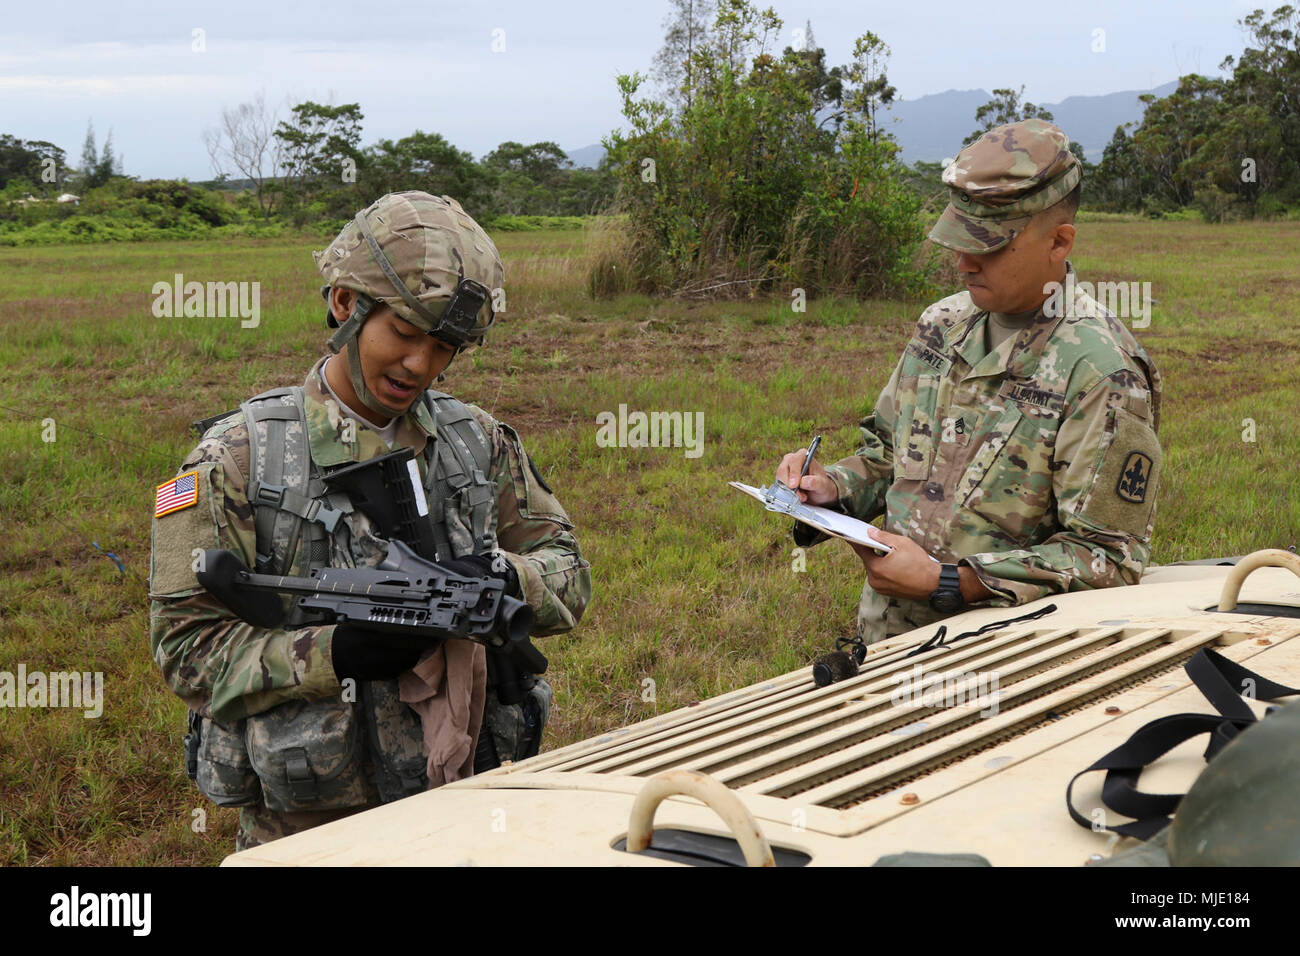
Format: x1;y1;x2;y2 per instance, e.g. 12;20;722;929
1076;407;1162;538
1116;451;1153;504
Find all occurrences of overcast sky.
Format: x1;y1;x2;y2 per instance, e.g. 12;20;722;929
0;0;1284;180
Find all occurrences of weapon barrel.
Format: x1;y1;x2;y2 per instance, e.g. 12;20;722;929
497;594;535;647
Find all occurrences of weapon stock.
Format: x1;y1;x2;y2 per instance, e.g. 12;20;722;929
196;540;546;674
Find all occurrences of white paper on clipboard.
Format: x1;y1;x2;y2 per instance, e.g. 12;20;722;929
729;481;894;554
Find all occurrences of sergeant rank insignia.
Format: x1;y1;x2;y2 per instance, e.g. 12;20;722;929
1116;452;1152;504
155;470;199;517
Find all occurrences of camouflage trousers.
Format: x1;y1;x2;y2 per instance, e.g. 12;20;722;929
234;687;554;850
478;677;553;768
235;758;385;851
857;583;954;645
236;802;381;852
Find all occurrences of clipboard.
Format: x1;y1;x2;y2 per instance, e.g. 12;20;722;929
729;480;894;553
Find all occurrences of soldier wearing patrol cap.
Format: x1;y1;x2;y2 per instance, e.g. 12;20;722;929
149;191;592;849
776;118;1163;644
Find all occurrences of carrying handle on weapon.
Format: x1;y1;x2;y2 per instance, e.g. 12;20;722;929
196;549;286;628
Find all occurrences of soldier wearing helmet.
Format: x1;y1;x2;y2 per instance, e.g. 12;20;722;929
316;190;504;420
149;191;592;850
775;119;1163;644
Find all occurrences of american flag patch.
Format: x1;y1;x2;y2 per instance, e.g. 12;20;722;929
155;470;200;517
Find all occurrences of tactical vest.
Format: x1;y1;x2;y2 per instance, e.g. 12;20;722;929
242;385;499;582
191;385;501;813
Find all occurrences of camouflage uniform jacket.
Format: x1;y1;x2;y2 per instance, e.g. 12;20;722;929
149;357;592;724
812;264;1163;640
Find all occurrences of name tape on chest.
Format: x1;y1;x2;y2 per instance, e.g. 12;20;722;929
1004;383;1064;413
905;341;951;373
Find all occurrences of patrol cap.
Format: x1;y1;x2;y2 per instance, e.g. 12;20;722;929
929;118;1082;254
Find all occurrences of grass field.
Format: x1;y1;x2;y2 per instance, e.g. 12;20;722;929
1;219;1297;865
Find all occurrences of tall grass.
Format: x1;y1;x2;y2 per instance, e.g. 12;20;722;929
1;218;1297;864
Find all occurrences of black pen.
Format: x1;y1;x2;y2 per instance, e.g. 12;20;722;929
800;435;822;481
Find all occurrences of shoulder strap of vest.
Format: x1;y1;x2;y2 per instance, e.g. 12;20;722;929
424;390;492;472
190;408;240;438
193;386;298;440
240;386;342;573
422;391;495;554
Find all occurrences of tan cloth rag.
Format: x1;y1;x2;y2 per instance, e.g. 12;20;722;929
398;641;487;788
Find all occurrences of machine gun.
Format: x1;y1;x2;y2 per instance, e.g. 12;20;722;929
198;444;549;704
195;539;545;675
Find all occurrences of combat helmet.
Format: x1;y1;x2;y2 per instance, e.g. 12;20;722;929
312;191;504;415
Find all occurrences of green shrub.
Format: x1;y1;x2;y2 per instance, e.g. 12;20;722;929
595;3;929;300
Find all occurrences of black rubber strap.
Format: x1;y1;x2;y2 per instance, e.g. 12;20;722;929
906;603;1058;658
1067;647;1300;838
1186;646;1298;726
1065;712;1248;840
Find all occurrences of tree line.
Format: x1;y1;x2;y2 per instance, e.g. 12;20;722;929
595;0;929;298
591;0;1295;300
1088;5;1299;219
0;101;614;228
1;3;1293;255
201;95;614;224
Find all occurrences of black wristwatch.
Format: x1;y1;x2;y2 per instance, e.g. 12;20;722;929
929;563;965;613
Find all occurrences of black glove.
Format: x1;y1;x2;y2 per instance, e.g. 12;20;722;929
328;553;522;682
439;552;522;600
329;624;431;682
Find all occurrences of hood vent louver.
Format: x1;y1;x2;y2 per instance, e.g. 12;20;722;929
528;623;1253;810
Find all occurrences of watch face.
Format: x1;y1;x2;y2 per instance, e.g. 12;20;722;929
931;590;963;614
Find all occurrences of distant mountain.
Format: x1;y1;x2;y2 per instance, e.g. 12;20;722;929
565;144;607;169
1042;82;1180;160
885;81;1180;163
882;89;992;163
571;81;1178;170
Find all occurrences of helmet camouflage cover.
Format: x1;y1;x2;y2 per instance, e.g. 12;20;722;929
314;191;505;351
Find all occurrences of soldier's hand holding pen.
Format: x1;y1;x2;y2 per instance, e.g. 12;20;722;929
775;436;837;506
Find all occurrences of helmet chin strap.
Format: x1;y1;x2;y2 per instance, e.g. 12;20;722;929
327;293;404;419
343;339;404;419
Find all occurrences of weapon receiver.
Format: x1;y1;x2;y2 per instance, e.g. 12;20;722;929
196;539;545;674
